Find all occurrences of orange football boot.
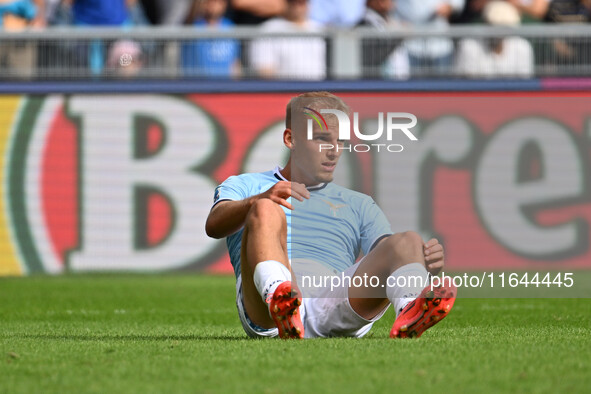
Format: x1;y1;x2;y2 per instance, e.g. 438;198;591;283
269;281;304;339
390;282;457;338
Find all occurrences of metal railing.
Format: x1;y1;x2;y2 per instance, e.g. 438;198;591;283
1;25;591;80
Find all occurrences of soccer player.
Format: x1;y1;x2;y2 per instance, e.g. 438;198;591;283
205;91;456;339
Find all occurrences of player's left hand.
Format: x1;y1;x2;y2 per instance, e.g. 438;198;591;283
423;238;444;275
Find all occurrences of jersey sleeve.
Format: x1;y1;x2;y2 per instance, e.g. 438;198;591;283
212;175;250;208
360;197;393;255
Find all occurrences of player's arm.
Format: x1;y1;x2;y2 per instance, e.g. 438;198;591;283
205;198;257;239
205;181;309;239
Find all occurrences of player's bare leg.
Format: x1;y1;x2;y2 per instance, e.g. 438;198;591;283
240;198;303;338
349;231;426;318
348;231;456;338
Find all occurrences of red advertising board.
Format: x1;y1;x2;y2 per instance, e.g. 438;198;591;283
0;92;589;276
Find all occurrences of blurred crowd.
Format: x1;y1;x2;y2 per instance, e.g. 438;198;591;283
1;0;590;79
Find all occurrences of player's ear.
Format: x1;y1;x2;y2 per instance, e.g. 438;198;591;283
283;128;294;149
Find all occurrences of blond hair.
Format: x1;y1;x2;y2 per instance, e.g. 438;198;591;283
285;91;350;130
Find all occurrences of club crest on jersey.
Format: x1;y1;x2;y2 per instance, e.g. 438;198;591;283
320;199;346;217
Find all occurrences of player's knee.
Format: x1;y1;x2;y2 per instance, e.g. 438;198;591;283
383;231;424;264
245;198;286;230
394;231;423;249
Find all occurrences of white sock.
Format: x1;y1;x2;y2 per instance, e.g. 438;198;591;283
253;260;292;305
385;263;430;317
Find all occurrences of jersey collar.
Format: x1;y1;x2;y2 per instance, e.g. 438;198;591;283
273;166;328;191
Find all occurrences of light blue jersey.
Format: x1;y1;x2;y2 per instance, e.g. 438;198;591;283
213;167;392;277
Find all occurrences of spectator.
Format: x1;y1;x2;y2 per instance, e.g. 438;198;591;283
309;0;366;27
249;0;325;80
106;39;144;77
456;0;549;24
0;0;40;79
357;0;395;28
181;0;241;78
45;0;62;23
393;0;465;76
455;1;534;78
451;0;490;23
546;0;591;23
544;0;591;68
72;0;147;75
0;0;37;27
507;0;550;22
140;0;192;24
72;0;131;25
227;0;286;25
47;0;73;25
357;0;410;79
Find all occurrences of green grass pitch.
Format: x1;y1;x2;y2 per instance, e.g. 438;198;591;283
1;274;590;393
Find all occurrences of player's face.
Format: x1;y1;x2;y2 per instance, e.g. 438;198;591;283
290;118;344;185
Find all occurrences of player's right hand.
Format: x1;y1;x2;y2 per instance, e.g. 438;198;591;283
260;181;310;210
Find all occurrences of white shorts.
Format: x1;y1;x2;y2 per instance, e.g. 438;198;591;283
235;259;390;339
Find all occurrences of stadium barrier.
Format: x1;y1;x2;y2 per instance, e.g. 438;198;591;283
0;92;589;276
1;25;591;80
